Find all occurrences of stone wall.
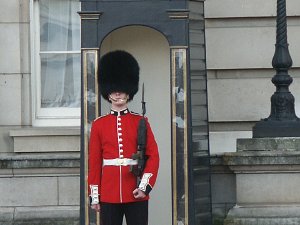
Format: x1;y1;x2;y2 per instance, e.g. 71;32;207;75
0;153;80;225
205;0;300;154
0;0;31;130
0;2;81;223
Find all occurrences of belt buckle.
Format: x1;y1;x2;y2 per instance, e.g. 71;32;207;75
118;158;124;165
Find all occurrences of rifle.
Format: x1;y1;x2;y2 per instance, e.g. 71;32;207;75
130;84;147;181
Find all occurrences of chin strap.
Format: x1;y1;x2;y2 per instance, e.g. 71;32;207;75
109;94;129;103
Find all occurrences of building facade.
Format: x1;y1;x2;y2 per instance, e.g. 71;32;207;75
0;0;300;225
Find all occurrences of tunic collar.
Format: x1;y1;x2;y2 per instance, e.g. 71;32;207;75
110;108;129;116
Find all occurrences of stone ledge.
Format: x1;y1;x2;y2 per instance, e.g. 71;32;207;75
225;205;300;225
211;151;300;173
9;127;80;137
0;153;80;169
237;137;300;151
0;206;79;224
15;206;79;220
223;151;300;166
228;205;300;217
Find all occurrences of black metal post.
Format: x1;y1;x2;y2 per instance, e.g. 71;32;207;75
253;0;300;138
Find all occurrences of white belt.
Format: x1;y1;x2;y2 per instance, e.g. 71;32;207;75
103;158;138;166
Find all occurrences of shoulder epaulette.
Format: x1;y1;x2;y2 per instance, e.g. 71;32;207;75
93;113;109;121
130;111;142;116
130;111;148;119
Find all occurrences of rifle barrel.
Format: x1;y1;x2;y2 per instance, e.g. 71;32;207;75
142;83;146;116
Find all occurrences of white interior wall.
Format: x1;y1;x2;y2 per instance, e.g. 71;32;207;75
100;25;172;225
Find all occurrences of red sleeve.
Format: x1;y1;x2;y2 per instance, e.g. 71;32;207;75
88;120;103;204
138;119;160;195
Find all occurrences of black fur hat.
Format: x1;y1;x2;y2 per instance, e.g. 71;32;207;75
98;50;140;101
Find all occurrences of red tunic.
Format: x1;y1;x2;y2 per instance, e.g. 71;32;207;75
88;108;159;204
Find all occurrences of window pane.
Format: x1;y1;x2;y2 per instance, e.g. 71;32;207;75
41;53;81;108
40;0;80;51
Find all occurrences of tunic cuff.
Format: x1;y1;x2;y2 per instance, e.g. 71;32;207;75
89;185;100;205
138;173;153;195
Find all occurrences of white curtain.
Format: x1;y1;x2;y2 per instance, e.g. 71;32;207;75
40;0;80;108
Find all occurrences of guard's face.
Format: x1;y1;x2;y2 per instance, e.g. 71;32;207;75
109;92;129;108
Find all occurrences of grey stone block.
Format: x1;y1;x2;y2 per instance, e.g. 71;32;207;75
0;25;21;74
225;205;300;225
211;174;236;204
20;0;30;23
0;126;14;153
10;128;80;153
210;131;252;154
0;169;13;177
0;207;14;221
0;75;22;125
14;206;79;220
237;137;300;151
58;177;80;205
0;0;20;22
237;173;300;204
0;177;57;206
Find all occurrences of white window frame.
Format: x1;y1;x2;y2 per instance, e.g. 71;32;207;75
30;0;81;127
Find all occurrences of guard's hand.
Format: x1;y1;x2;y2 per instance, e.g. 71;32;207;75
133;188;146;199
91;204;101;212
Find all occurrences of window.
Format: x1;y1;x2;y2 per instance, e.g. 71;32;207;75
31;0;81;126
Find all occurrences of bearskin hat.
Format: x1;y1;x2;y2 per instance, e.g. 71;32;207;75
98;50;140;101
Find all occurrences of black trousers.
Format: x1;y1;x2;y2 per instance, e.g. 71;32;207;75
100;201;148;225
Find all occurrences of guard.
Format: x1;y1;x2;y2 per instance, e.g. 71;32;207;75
88;50;160;225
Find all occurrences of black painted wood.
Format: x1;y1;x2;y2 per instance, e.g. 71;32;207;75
188;1;212;224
